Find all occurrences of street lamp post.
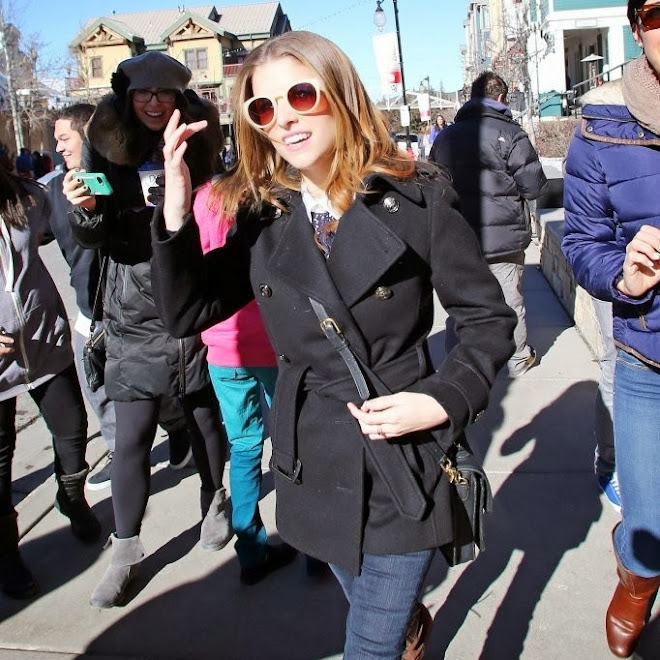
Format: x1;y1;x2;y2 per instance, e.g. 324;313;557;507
374;0;411;150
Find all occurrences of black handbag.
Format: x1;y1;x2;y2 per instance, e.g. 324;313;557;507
308;297;493;567
82;255;107;393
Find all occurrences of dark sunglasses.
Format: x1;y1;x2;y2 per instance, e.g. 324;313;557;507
243;79;323;129
132;89;177;103
636;3;660;30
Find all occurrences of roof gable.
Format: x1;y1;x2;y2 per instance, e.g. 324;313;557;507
160;10;228;43
71;3;284;49
71;5;217;48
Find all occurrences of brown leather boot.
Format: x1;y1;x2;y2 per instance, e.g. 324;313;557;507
402;602;433;660
606;541;660;658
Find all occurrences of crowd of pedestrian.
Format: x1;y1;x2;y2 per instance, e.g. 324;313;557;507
0;2;657;658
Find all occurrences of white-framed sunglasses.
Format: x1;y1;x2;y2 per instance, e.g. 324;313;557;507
243;79;324;129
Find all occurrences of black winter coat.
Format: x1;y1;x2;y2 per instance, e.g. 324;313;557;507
70;92;221;401
151;171;516;572
429;99;547;261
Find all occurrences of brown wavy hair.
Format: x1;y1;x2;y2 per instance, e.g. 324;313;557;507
211;31;415;216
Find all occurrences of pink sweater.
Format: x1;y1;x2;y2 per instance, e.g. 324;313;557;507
193;182;277;368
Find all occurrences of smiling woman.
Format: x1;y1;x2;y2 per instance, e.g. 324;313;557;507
151;30;516;659
62;51;231;610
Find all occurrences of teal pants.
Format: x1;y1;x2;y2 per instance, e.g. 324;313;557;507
208;365;278;568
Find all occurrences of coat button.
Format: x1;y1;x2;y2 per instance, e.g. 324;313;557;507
259;284;272;298
374;286;393;300
382;196;400;213
277;354;289;363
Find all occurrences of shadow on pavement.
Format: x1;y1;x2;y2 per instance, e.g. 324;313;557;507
428;381;603;659
79;536;348;660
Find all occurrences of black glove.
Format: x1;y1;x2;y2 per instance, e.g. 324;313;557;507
146;174;165;206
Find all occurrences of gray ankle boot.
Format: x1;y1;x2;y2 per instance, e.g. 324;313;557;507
89;534;145;608
200;488;232;551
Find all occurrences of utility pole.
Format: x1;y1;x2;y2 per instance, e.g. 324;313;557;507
0;4;25;152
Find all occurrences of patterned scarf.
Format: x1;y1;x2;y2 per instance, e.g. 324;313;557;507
623;55;660;136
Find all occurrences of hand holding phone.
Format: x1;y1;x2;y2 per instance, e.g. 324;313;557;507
74;172;114;196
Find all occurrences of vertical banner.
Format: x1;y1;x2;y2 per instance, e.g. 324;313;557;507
418;93;430;122
399;104;410;127
372;32;402;96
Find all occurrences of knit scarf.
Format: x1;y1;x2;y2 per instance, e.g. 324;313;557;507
623;55;660;136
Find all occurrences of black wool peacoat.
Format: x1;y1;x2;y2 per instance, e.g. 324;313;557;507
151;170;516;573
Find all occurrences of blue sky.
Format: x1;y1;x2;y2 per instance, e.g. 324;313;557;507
16;0;469;95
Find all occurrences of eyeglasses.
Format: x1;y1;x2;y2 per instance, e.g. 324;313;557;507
132;89;177;104
636;3;660;30
243;79;323;129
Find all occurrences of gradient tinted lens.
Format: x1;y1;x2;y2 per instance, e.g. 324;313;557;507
247;97;275;126
287;82;318;112
640;4;660;29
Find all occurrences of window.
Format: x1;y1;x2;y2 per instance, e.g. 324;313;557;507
90;57;103;78
183;48;208;70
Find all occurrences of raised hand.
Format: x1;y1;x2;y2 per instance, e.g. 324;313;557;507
162;109;208;232
617;224;660;298
63;169;97;211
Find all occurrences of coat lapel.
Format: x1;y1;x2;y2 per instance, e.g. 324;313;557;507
327;196;408;308
267;180;419;362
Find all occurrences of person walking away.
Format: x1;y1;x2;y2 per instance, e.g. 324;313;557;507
0;165;100;599
63;51;231;609
430;71;547;377
562;2;660;656
152;31;515;658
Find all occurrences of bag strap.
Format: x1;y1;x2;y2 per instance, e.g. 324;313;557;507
89;253;108;335
307;297;464;481
308;298;370;400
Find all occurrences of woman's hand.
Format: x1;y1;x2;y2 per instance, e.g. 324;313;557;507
0;329;15;357
62;169;97;211
347;392;448;440
617;225;660;298
162;109;208;232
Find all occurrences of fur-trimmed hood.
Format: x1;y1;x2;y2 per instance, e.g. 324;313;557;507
86;89;221;186
579;79;624;107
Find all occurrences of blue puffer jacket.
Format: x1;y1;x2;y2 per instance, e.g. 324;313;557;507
562;79;660;367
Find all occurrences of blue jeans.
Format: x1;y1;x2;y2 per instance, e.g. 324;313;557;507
592;298;615;475
208;365;277;568
330;549;435;659
613;350;660;578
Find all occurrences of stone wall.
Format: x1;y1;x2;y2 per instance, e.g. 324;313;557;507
538;208;605;361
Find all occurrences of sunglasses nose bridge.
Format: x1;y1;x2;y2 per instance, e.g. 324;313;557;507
275;94;299;125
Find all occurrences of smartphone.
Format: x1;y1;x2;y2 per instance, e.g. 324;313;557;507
75;172;114;196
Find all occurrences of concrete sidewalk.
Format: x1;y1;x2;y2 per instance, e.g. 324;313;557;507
1;242;658;660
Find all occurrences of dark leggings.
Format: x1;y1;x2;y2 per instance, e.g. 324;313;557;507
0;364;88;516
112;385;227;538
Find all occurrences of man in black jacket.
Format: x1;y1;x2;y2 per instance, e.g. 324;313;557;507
430;71;547;377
